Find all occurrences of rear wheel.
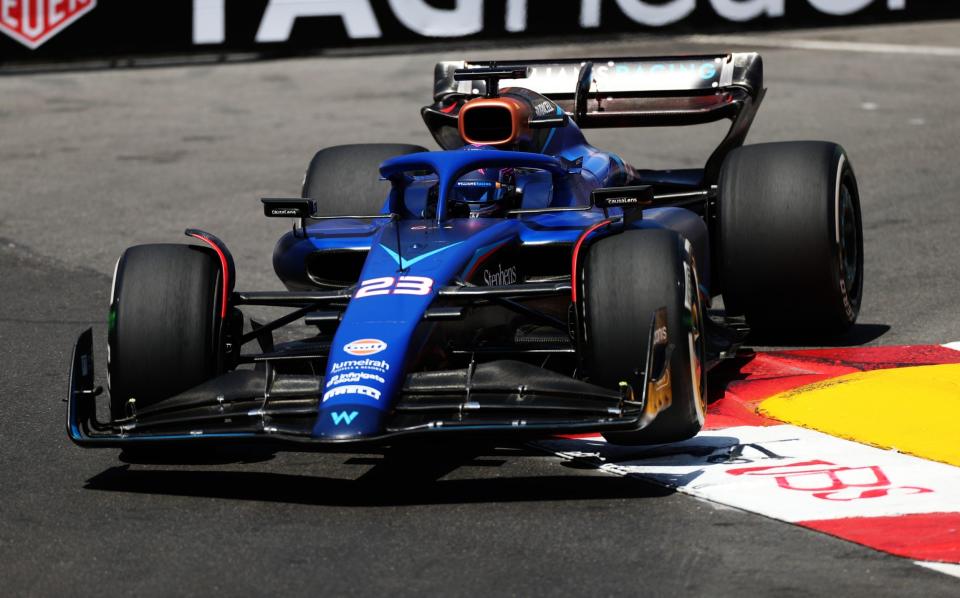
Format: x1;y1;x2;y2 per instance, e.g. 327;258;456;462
581;229;707;445
719;141;863;334
302;143;429;215
108;244;222;421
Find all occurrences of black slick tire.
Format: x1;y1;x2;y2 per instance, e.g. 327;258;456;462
302;143;428;215
581;229;707;445
718;141;863;334
108;244;222;421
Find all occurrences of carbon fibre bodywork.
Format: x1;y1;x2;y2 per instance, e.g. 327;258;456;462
66;53;763;450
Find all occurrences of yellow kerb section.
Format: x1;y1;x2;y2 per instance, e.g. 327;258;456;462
759;364;960;468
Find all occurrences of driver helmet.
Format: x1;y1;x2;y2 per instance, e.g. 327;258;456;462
451;145;517;218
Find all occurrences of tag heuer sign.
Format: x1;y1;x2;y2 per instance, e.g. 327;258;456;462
0;0;97;50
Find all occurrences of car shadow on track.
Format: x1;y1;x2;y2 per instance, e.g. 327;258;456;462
746;323;891;348
85;447;674;506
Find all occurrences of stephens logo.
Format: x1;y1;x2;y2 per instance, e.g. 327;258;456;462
483;264;518;286
0;0;97;50
343;338;387;356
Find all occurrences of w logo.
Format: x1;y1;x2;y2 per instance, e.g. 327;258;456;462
331;411;359;426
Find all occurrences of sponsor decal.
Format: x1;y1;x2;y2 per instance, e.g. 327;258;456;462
0;0;97;49
193;1;909;46
482;264;518;286
533;101;554;117
268;207;300;216
534;345;960;564
4;1;925;63
592;185;653;209
539;425;959;523
725;458;932;503
523;60;718;92
329;359;390;374
323;384;381;402
330;410;359;426
603;197;640;206
326;372;386;388
456;180;497;189
343;338;386;356
653;324;668;345
355;276;434;298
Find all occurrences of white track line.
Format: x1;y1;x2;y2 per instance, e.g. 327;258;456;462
537;426;960;573
944;342;960;352
684;34;960;58
915;562;960;580
538;426;960;523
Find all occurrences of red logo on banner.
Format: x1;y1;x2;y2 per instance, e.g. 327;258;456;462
0;0;97;50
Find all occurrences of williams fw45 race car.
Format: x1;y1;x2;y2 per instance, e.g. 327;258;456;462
67;53;863;451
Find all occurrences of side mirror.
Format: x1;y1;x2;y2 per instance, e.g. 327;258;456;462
591;185;653;225
261;198;317;218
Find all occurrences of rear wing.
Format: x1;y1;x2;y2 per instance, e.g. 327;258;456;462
433;53;762;128
429;52;765;182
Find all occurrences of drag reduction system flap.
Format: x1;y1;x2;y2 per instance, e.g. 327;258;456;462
433;53;763;129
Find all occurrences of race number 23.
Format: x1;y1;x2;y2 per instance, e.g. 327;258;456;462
356;276;434;298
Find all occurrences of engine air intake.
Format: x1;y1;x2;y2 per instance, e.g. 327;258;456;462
459;97;531;147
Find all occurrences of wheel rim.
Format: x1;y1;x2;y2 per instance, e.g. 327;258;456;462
838;182;860;298
684;250;707;425
689;290;707;423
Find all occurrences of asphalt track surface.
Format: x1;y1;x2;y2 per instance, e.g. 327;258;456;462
2;20;960;597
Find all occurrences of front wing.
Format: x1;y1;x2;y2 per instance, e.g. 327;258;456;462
66;311;673;450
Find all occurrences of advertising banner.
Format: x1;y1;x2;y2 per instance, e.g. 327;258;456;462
1;1;958;68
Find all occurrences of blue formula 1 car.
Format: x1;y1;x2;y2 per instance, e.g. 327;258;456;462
67;53;864;451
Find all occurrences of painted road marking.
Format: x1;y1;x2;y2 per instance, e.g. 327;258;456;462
685;34;960;58
802;513;960;563
539;426;960;524
537;425;960;563
916;562;960;580
538;344;960;568
760;364;960;468
703;344;960;431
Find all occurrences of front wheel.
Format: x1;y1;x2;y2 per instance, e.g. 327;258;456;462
580;229;707;445
108;244;223;421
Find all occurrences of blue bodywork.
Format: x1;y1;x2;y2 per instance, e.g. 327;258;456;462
272;123;709;441
65;52;769;449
